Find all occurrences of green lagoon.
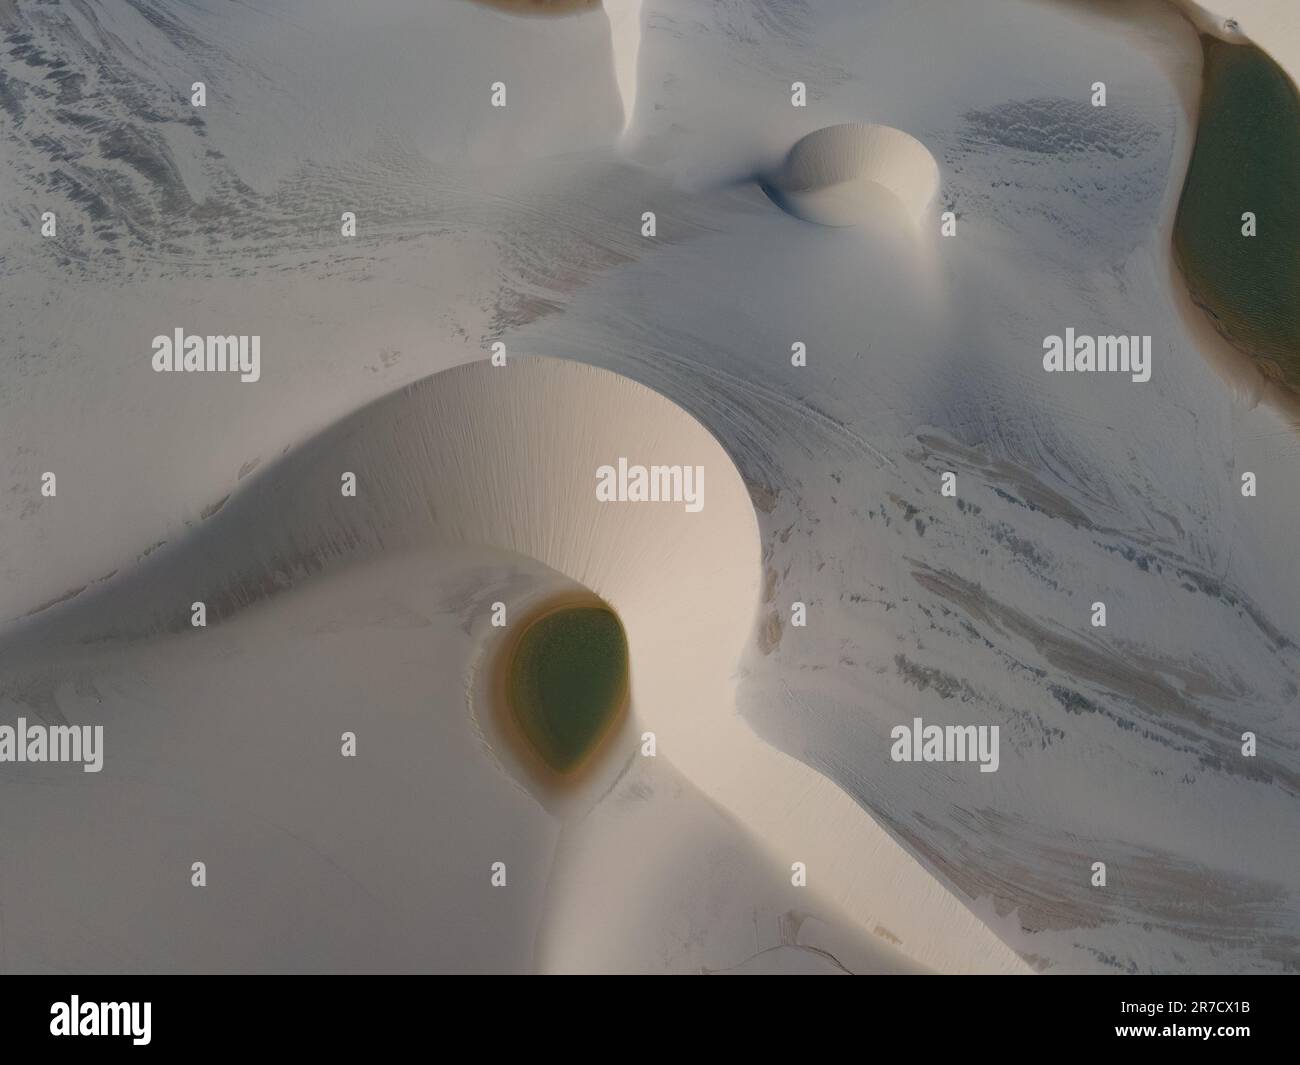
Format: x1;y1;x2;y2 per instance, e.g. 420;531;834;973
1174;35;1300;394
506;604;629;775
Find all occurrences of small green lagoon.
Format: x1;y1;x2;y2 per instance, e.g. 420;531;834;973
1173;35;1300;394
506;604;628;775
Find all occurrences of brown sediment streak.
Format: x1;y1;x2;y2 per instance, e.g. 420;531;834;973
907;561;1300;796
889;808;1299;969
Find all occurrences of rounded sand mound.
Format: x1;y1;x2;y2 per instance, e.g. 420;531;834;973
2;357;1026;974
771;122;940;227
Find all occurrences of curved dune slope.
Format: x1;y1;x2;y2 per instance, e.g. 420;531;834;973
770;122;941;227
1;357;1026;973
604;0;644;137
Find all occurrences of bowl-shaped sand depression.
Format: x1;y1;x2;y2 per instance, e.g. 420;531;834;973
770;122;940;227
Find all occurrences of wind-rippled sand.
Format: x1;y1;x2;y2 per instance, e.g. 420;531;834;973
0;0;1297;973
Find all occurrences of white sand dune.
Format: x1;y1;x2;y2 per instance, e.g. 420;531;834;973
770;122;941;228
604;0;645;138
3;0;1298;974
0;357;1027;973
